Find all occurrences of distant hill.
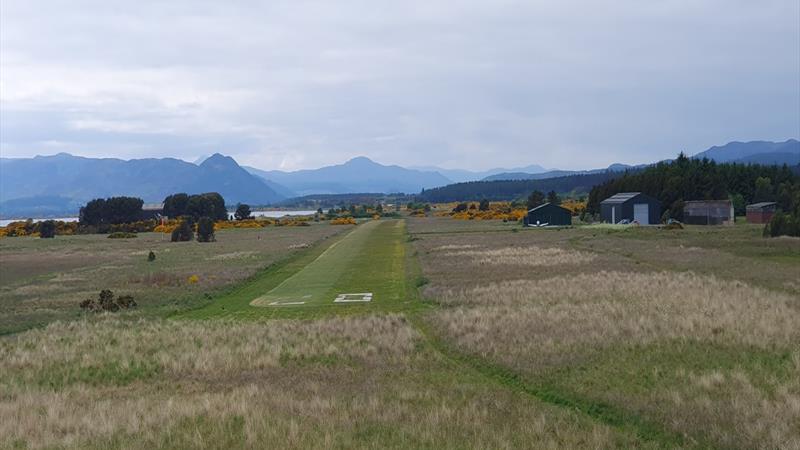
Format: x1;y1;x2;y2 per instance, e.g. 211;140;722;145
0;153;284;217
239;166;297;198
245;157;451;196
0;196;84;219
275;193;415;209
417;171;623;203
481;164;636;182
692;139;799;163
409;164;548;183
732;152;800;166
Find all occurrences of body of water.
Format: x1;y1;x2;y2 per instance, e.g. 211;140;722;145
0;217;79;227
228;210;317;220
0;211;317;227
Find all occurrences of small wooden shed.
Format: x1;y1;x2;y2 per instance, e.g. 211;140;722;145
746;202;777;224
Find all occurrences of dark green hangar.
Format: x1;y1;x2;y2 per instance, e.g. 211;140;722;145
525;202;573;226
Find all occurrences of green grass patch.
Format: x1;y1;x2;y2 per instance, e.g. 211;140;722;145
30;359;162;389
180;220;421;320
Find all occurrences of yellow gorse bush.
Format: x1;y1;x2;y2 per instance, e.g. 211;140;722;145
0;220;79;238
331;217;357;225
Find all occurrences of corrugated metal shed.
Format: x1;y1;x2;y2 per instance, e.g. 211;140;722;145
599;192;661;225
525;203;572;226
600;192;641;205
683;200;734;225
746;202;777;211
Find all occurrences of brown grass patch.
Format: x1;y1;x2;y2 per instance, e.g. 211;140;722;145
443;246;596;267
0;315;641;449
434;271;799;362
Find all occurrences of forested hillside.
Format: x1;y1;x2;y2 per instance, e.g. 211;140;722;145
417;171;621;202
587;154;800;219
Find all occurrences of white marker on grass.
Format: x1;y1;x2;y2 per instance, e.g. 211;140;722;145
334;293;373;303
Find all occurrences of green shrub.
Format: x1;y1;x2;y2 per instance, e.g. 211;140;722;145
764;211;800;238
79;290;137;312
171;220;193;242
234;203;251;220
196;216;215;242
147;251;156;262
39;220;56;238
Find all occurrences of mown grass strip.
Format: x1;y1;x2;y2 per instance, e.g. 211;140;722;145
251;220;379;307
178;220;419;320
174;230;348;319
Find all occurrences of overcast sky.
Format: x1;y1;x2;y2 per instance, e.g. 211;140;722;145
1;0;798;171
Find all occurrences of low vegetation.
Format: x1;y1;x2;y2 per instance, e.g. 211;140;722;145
79;289;136;312
330;217;357;225
107;231;137;239
1;211;798;448
0;224;344;334
0;315;644;449
410;216;800;449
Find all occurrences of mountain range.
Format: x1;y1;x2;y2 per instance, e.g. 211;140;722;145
407;164;549;183
0;153;283;217
1;139;797;218
243;157;450;197
692;139;799;165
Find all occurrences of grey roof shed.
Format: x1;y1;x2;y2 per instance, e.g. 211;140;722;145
600;192;661;225
525;203;572;226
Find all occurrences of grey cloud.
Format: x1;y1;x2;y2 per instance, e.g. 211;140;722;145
1;0;798;170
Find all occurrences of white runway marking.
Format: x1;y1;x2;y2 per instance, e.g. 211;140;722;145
334;293;373;303
268;301;306;306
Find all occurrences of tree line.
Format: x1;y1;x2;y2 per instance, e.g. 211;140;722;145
417;171;619;203
163;192;228;221
77;192;229;242
586;155;799;221
80;197;144;226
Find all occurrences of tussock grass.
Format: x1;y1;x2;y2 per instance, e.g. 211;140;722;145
434;271;799;363
0;315;641;449
1;315;418;388
430;271;800;448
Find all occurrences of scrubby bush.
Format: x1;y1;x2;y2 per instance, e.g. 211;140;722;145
763;211;800;238
452;203;468;213
664;220;684;230
39;220;56;238
109;220;157;233
147;251;156;262
79;290;137;312
234;203;251;220
171;220;193;242
479;199;490;211
331;217;357;225
196;216;216;242
107;232;137;239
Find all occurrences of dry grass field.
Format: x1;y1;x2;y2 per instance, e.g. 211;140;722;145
0;225;343;334
0;316;649;449
1;216;798;448
410;216;800;449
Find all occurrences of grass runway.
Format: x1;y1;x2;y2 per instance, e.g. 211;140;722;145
181;219;415;319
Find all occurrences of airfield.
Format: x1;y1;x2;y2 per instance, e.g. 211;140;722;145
1;215;799;449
